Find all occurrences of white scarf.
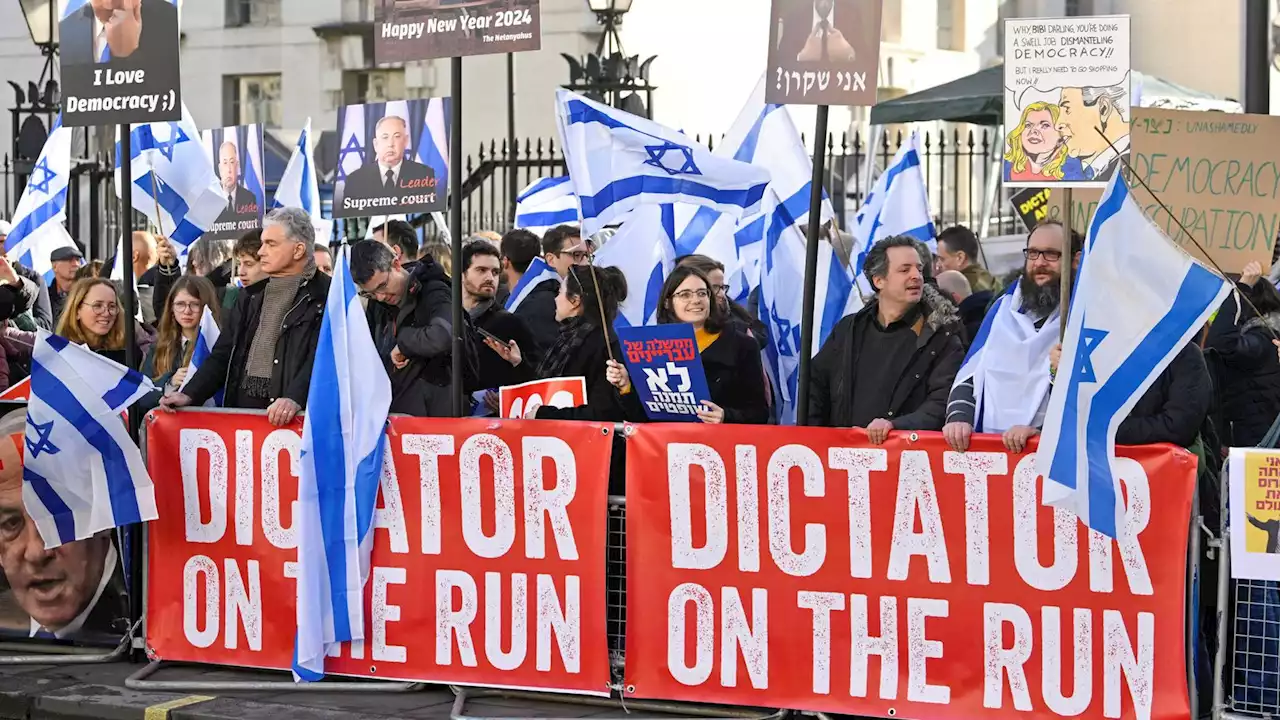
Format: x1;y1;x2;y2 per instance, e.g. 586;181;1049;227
954;283;1060;433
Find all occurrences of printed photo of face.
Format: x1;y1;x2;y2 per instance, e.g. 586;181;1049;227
218;142;241;192
373;116;409;168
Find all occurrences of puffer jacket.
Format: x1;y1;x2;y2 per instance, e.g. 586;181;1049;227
1204;287;1280;447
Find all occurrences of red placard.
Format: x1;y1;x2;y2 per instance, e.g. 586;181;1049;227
146;410;614;695
624;425;1194;719
0;378;30;401
498;377;587;419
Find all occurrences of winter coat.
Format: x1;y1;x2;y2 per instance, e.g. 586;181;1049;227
514;277;562;361
1204;287;1280;447
1116;343;1212;448
469;300;537;392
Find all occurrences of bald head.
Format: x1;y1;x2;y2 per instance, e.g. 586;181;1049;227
935;269;971;304
373;115;410;167
218;142;240;192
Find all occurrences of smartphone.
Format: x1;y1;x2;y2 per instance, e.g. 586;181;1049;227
475;327;504;345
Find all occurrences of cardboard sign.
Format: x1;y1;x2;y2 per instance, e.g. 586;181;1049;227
59;0;182;126
1229;448;1280;580
616;324;712;422
625;424;1195;718
1002;16;1131;188
374;0;542;63
1009;187;1054;231
498;377;586;419
200;125;265;241
333;98;450;218
764;0;883;106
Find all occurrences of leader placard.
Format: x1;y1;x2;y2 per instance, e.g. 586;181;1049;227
374;0;541;64
200;125;265;241
333;98;450;218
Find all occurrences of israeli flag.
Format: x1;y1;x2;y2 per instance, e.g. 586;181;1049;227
108;233;142;322
115;104;224;263
5;116;76;282
515;176;580;236
1036;175;1230;538
556;90;770;236
243;126;266;215
337;105;365;184
417;98;450;184
273;119;332;242
23;331;158;549
178;307;221;407
593;205;676;327
505;256;560;313
293;245;392;681
850;132;936;288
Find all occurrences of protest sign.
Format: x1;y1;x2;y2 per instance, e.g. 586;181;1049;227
145;410;613;692
616;324;712;422
765;0;882;106
58;0;182;126
0;379;30;401
200;125;265;241
1009;187;1053;231
625;424;1194;718
1229;448;1280;580
1002;16;1130;188
334;98;450;219
499;377;586;419
374;0;541;63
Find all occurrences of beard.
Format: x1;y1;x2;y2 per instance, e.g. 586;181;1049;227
1019;271;1061;316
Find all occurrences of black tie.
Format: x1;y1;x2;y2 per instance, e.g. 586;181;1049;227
384;169;395;190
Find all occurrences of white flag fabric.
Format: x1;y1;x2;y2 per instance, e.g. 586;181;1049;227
505;256;561;313
293;245;392;681
115;104;224;263
556;90;770;236
23;331;158;549
1036;174;1230;538
178;306;221;406
850;132;936;291
593;205;677;327
514;176;580;237
5;115;77;282
272;119;333;242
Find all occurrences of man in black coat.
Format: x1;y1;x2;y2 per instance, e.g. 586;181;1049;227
342;116;436;206
1115;342;1212;448
461;241;537;396
499;228;563;355
809;236;965;437
162;208;329;427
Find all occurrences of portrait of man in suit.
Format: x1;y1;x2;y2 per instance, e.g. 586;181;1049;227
214;141;258;225
766;0;880;105
60;0;180;68
0;409;125;641
342;115;437;204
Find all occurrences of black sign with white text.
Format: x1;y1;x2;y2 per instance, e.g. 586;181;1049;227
374;0;541;63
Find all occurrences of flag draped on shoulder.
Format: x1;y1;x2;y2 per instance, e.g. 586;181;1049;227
556;90;770;236
5;115;76;282
850;132;935;287
272;119;332;242
505;256;560;313
23;331;158;549
293;245;392;681
514;176;580;237
1037;174;1230;538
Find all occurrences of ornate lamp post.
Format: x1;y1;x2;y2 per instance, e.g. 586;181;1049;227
562;0;657;118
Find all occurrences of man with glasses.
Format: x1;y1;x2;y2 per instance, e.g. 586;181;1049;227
943;221;1081;454
516;224;590;351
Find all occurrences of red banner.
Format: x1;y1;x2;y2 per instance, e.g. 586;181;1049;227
499;377;587;419
146;410;614;695
624;425;1194;719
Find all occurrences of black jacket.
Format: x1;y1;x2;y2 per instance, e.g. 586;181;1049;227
1204;288;1280;447
183;269;330;408
534;323;627;423
1;264;44;328
514;277;561;361
957;290;994;347
620;327;769;425
1116;343;1211;448
469;300;537;392
152;259;236;322
809;286;965;429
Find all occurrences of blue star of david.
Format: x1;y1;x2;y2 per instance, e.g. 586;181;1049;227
28;157;55;195
643;141;701;176
153;125;190;164
770;304;799;357
337;136;364;181
25;417;60;459
1073;327;1109;383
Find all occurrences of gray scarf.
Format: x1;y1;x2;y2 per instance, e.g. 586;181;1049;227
245;263;314;383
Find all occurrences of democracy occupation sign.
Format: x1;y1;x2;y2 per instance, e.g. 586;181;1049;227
374;0;541;64
145;411;613;692
624;425;1194;718
59;0;182;126
616;324;712;422
765;0;883;106
200;125;265;241
334;98;450;219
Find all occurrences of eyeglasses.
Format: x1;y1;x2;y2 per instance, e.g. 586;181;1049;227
359;274;393;299
172;301;202;313
672;289;710;301
1023;248;1063;262
87;302;120;316
711;284;731;297
559;250;592;263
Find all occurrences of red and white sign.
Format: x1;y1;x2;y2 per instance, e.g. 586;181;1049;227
498;377;587;419
624;425;1195;720
0;378;30;401
145;410;614;694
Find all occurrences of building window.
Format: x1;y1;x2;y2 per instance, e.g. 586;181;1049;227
224;74;283;128
226;0;282;27
937;0;964;51
343;70;406;105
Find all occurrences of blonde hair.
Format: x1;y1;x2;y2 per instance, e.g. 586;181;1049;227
1004;101;1069;180
55;278;126;351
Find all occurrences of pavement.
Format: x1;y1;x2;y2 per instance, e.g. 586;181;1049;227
0;657;727;720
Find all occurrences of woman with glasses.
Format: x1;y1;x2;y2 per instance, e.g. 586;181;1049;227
55;278;150;368
606;265;769;425
142;276;221;396
676;254;769;350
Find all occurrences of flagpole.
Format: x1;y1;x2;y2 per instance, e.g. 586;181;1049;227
450;57;465;417
795;105;829;427
507;52;518;225
120;125;137;373
1060;187;1073;341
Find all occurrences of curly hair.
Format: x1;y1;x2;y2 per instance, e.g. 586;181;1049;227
1004;101;1069;180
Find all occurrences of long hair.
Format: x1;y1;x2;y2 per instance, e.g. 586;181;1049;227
657;265;726;334
565;265;627;328
1003;101;1069;179
55;278;125;350
152;276;221;380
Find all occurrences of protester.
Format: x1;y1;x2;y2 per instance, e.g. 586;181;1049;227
468;230;502;248
607;265;769;424
676;254;768;349
350;239;459;417
543;225;590;277
461;241;537;393
809;236;963;439
54;278;151;368
1204;260;1280;447
115;231;157;325
75;260;104;280
48;246;83;322
233;230;268;290
0;258;42;328
161;207;329;426
422;241;451;277
314;243;333;275
153;236;237;318
371;219;419;269
943;221;1080;453
142;275;220;392
936;225;999;293
500;228;561;350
